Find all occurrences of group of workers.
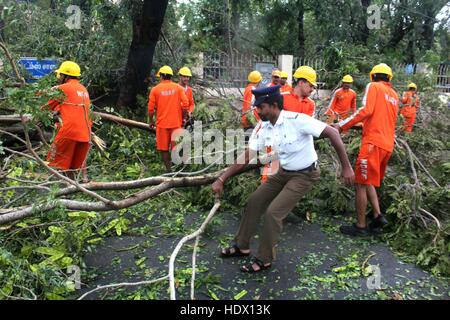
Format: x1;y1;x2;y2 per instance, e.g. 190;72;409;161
43;59;421;274
148;65;195;172
213;63;421;272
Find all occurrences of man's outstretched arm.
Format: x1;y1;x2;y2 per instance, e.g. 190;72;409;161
320;126;355;185
212;148;260;194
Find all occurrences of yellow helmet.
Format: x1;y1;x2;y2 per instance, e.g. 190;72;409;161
178;66;192;77
158;65;173;76
342;75;353;83
55;61;81;77
272;70;282;77
407;82;417;90
370;63;393;81
293;66;317;87
248;71;262;83
280;71;289;79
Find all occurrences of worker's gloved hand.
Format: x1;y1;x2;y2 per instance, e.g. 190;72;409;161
212;178;224;194
149;122;155;130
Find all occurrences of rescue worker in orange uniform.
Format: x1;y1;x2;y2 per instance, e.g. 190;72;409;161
325;75;357;123
178;66;195;115
242;71;262;129
148;65;189;172
283;66;316;117
333;63;399;236
267;70;281;87
46;61;92;181
400;83;420;132
279;71;293;95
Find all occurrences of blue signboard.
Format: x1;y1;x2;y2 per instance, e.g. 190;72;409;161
18;57;59;82
405;64;414;75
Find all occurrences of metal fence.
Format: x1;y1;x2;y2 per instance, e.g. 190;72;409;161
292;57;325;71
436;64;450;93
202;51;449;93
203;50;276;88
293;56;326;88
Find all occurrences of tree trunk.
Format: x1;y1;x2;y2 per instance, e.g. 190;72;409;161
358;0;371;45
0;5;4;41
297;0;305;58
117;0;169;109
383;0;414;52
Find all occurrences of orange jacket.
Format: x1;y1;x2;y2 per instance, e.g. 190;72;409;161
148;80;189;128
242;83;260;128
325;87;356;116
400;91;419;117
48;79;91;142
280;84;293;95
181;85;195;113
340;81;399;152
283;92;315;117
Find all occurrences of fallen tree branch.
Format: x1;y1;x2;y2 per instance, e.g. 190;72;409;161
418;207;442;245
92;111;154;133
190;235;200;300
1;112;153;133
77;275;169;300
0;42;26;85
396;138;441;188
169;197;221;300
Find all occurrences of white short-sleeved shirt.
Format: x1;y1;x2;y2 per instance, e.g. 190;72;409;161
249;110;327;171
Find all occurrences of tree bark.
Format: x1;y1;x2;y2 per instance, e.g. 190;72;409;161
297;0;305;58
358;0;371;45
382;0;412;51
117;0;169;109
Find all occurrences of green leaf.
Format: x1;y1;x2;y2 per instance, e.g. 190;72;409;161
234;290;248;300
208;290;219;300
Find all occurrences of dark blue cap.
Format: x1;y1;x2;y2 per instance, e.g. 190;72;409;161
251;85;282;106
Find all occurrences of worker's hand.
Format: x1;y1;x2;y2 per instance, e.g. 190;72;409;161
212;178;224;194
149;122;155;130
331;123;342;133
340;165;355;186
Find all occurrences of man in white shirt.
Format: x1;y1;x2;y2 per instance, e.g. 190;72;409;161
212;85;355;273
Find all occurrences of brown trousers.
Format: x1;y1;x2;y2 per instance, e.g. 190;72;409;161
234;167;321;263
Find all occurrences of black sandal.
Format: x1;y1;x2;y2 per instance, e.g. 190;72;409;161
240;257;271;273
220;244;250;258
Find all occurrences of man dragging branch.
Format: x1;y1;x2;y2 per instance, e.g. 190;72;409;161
212;80;355;273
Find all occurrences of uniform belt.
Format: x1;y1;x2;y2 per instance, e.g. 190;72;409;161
282;161;318;173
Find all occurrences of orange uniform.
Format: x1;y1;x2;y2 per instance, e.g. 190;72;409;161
241;83;261;128
400;91;419;132
283;92;315;117
46;79;92;170
280;84;293;95
148;80;189;151
339;81;399;187
182;85;195;113
325;87;357;121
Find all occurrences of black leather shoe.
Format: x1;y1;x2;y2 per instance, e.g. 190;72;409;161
340;223;370;237
369;214;388;230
